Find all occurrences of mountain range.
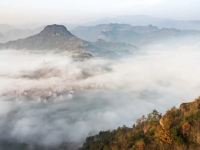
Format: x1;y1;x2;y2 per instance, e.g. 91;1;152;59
88;15;200;30
0;23;200;150
2;15;200;43
1;23;200;58
0;24;137;58
72;23;200;46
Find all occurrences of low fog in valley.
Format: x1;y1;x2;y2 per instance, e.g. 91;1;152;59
0;40;200;148
1;0;200;149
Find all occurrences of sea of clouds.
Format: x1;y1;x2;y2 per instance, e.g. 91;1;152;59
0;42;200;148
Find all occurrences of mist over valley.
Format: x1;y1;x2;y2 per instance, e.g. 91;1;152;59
1;1;200;147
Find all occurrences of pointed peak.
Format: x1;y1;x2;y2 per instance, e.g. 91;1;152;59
40;24;74;37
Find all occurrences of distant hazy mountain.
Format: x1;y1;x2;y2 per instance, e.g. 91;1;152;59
85;39;137;58
72;23;200;46
88;15;200;30
0;24;88;51
0;24;41;42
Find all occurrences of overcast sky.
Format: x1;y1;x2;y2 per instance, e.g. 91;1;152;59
0;0;199;25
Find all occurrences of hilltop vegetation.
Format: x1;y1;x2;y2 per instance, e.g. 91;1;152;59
81;98;200;150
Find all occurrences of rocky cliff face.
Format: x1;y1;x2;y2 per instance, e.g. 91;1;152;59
81;98;200;150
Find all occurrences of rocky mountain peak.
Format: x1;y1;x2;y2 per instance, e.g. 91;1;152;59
39;24;74;37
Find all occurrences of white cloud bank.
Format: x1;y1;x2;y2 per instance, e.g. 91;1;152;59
0;42;200;147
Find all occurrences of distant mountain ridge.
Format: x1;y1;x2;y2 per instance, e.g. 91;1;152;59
88;15;200;30
72;23;200;46
1;23;199;57
0;24;137;58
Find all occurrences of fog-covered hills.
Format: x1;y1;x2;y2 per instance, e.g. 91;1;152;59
1;23;199;55
0;22;200;150
0;24;137;58
72;23;200;46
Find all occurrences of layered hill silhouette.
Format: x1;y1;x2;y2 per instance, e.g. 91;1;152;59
1;23;200;52
72;24;200;46
0;24;137;58
0;24;87;51
81;98;200;150
89;15;200;30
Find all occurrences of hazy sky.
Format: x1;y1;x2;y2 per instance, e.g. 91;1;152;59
0;0;199;25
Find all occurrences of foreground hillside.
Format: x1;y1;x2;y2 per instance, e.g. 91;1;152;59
81;98;200;150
